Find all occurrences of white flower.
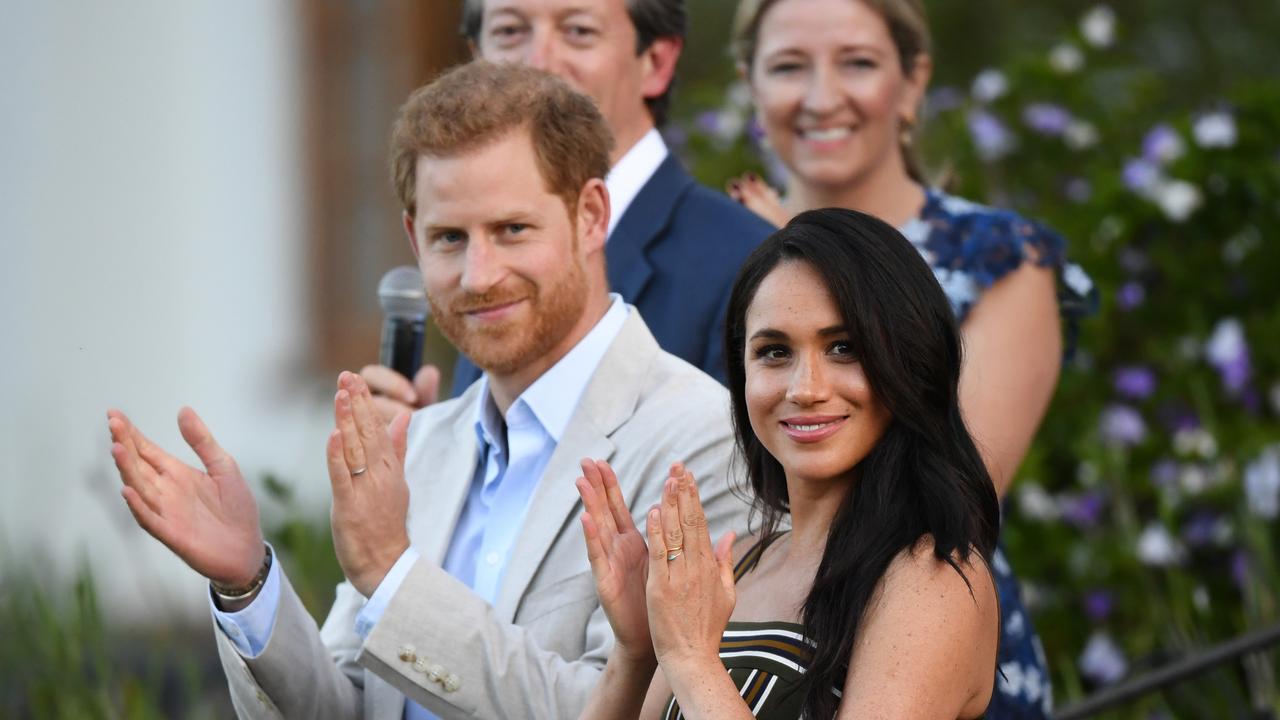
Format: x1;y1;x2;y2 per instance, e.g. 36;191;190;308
1080;5;1117;47
1173;429;1218;459
1244;446;1280;519
1080;631;1128;684
1152;179;1202;222
1063;262;1095;297
1049;42;1085;73
727;80;752;108
1178;464;1209;495
1136;522;1185;566
971;68;1009;103
1065;119;1100;149
1206;318;1246;367
1193;112;1237;149
1017;483;1060;521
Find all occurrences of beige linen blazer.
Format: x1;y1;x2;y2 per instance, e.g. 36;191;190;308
214;310;748;719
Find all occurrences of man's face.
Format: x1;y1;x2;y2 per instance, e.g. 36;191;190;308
405;130;592;376
475;0;663;157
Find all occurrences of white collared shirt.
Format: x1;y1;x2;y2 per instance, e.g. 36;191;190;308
604;128;669;236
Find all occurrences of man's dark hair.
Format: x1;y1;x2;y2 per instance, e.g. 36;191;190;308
460;0;685;127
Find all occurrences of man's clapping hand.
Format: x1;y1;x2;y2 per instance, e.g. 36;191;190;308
107;407;266;607
326;371;413;597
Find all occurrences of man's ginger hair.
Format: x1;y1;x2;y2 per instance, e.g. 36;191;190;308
390;61;614;217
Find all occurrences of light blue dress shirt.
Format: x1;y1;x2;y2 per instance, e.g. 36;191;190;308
213;295;629;720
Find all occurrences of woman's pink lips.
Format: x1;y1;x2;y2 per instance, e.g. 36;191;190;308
779;415;848;443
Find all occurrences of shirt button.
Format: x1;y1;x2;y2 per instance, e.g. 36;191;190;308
398;644;416;662
485;552;500;566
427;663;445;683
413;657;431;674
442;673;461;693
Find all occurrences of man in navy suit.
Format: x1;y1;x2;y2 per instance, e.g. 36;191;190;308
363;0;773;417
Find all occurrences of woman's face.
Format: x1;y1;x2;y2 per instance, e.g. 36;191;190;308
744;260;892;485
747;0;928;191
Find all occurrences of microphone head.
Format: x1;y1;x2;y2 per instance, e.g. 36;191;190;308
377;265;429;319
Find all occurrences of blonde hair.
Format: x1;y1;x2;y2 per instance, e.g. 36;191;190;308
732;0;932;181
390;61;614;216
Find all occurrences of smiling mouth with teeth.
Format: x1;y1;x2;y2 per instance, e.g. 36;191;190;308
789;422;832;431
800;127;853;142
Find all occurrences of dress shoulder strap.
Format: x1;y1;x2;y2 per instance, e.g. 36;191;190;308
731;530;788;582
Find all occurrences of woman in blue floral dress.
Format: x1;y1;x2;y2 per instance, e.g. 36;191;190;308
727;0;1096;716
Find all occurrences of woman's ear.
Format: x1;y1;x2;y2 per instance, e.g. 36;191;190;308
900;53;933;122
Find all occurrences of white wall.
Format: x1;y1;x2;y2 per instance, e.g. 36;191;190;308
0;1;337;623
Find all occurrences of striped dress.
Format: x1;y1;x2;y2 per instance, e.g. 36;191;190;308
662;535;839;719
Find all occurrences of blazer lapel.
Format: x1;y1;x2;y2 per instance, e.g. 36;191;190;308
492;312;660;620
405;388;482;565
607;154;695;303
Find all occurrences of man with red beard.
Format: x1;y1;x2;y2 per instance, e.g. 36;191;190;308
107;62;744;720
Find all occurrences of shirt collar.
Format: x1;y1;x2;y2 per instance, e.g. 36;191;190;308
472;294;630;449
604;128;668;237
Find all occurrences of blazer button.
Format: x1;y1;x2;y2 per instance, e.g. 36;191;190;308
442;673;461;693
413;657;431;674
398;644;417;662
426;663;445;684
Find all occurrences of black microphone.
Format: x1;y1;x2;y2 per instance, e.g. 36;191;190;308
377;266;429;380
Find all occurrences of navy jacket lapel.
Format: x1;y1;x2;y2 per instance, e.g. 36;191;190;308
606;154;694;302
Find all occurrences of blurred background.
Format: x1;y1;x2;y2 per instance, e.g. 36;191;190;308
1;1;1276;717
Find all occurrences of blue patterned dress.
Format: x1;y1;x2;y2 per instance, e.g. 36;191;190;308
900;189;1097;719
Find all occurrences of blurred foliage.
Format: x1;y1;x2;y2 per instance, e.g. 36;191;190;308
671;1;1280;717
0;562;230;719
0;477;341;717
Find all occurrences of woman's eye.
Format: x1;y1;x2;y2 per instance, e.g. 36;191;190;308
829;341;857;360
768;62;804;75
754;345;790;362
843;57;877;70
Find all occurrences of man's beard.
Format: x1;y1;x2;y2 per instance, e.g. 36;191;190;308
429;254;590;377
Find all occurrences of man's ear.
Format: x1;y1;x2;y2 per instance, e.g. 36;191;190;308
576;178;610;254
639;36;683;102
403;211;420;259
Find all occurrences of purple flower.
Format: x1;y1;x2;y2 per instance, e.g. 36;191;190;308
1061;491;1107;528
1099;404;1147;446
926;86;964;116
1142;124;1185;165
1150;458;1179;488
1205;318;1252;395
1116;281;1145;311
1083;589;1114;622
1122;158;1161;193
1066;177;1092;203
1244;446;1280;519
967;109;1016;161
1080;631;1128;684
1231;551;1250;589
695;109;722;135
1180;511;1225;547
1113;366;1156;400
1023;102;1073;136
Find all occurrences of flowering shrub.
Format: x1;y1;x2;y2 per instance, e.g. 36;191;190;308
670;4;1280;715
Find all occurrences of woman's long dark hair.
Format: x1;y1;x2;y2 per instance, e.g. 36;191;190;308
723;208;1000;719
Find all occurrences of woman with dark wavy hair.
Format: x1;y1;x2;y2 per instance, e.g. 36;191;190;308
575;208;1001;719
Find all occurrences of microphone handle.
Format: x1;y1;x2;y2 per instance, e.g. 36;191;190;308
380;316;426;380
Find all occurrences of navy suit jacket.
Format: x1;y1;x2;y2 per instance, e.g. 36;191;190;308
450;153;774;395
